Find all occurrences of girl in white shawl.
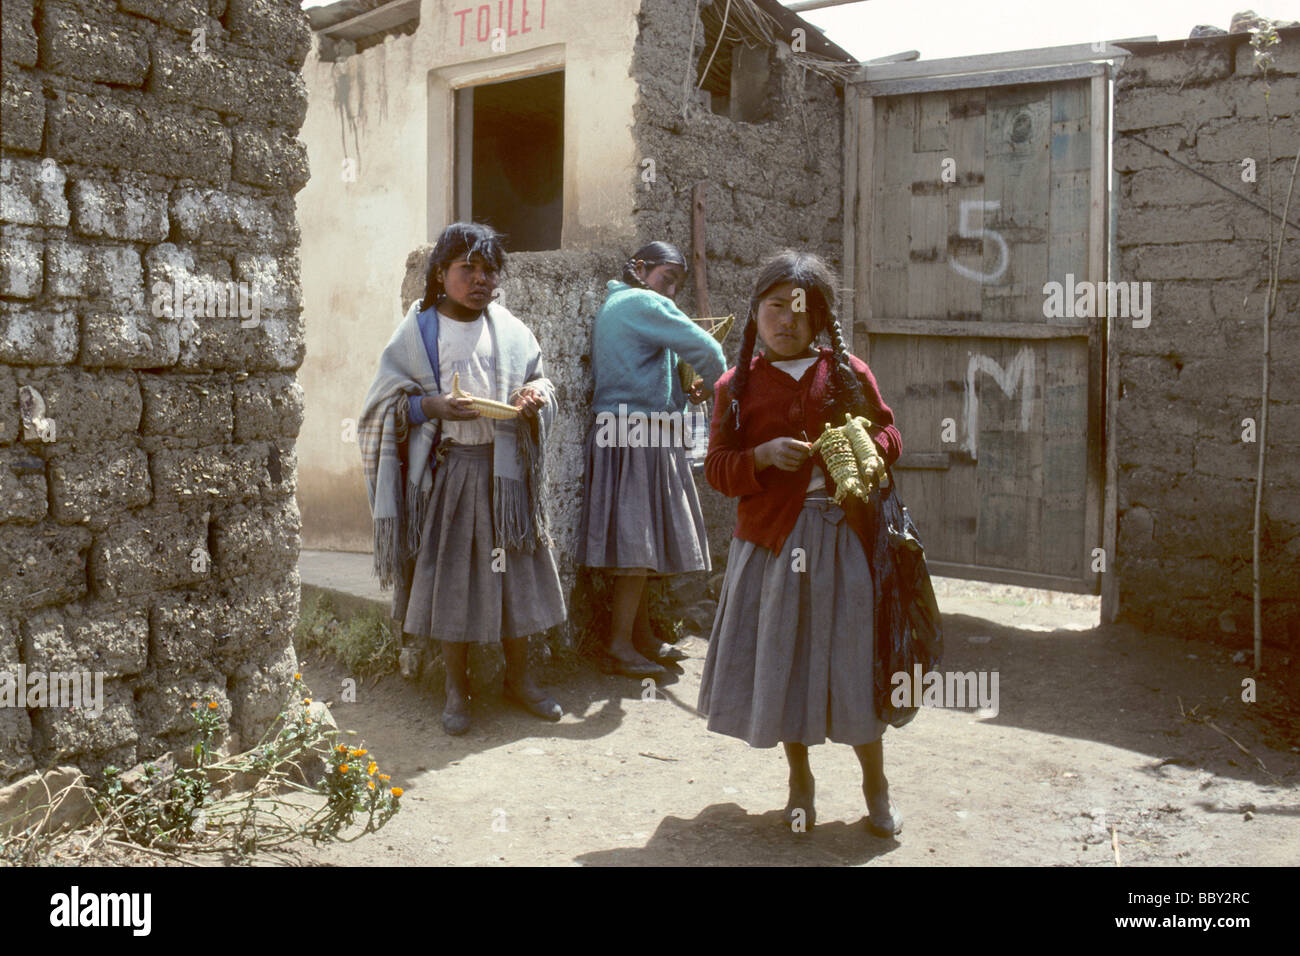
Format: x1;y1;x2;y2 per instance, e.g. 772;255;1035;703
359;223;566;735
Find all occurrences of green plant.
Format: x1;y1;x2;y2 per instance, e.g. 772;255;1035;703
90;675;403;859
296;593;401;677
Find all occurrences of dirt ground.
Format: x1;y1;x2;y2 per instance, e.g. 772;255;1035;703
271;579;1300;867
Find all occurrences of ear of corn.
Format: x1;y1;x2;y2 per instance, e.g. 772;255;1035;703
843;413;890;490
811;414;892;503
450;371;519;419
813;421;867;505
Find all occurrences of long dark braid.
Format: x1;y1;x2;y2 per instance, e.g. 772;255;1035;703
724;308;760;430
824;314;869;424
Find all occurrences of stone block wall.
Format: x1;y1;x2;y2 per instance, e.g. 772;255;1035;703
1113;29;1300;648
630;0;846;564
0;0;312;783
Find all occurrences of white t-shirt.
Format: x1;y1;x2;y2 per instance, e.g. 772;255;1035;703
769;355;826;494
438;311;496;445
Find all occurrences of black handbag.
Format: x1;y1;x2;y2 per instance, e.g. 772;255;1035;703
868;472;943;727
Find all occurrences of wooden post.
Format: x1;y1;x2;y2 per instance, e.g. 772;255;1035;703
692;182;710;316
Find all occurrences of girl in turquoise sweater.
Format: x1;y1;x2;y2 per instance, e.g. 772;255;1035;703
578;242;726;677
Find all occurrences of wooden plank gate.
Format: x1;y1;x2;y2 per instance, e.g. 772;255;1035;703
841;43;1134;608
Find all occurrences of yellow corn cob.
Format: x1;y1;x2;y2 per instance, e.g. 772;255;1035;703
811;422;867;505
450;371;519;419
843;413;890;490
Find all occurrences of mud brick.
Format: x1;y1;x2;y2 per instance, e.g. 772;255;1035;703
0;232;43;298
135;672;227;738
150;46;307;127
150;589;225;668
1;0;37;67
1116;47;1233;88
0;446;47;524
140;375;234;443
48;443;151;529
1;73;44;152
233;374;304;439
10;368;142;445
0;304;78;366
231;124;309;193
210;495;299;579
22;601;149;676
150;443;264;503
39;2;150;86
0;524;91;610
45;240;144;306
88;509;209;599
118;0;208;33
0;157;70;227
80;310;181;369
69;179;169;241
170;187;286;246
30;680;137;759
47;90;231;184
225;0;312;70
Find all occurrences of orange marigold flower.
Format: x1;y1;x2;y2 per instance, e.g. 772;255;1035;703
304;716;313;724
355;749;368;756
293;672;302;680
190;702;198;709
367;762;377;775
207;701;218;710
367;780;375;791
379;773;390;781
336;744;348;753
338;764;349;773
302;698;312;705
391;787;404;798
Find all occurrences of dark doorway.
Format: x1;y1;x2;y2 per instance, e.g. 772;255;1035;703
454;70;564;251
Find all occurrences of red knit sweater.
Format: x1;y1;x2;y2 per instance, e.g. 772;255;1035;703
705;348;903;552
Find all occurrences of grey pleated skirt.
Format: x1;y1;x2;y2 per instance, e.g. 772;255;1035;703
576;420;711;575
402;442;566;643
697;494;885;748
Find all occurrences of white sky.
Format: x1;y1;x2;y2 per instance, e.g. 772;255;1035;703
300;0;1271;60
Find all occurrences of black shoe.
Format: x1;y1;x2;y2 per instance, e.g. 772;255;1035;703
865;798;902;837
441;698;471;736
504;681;563;721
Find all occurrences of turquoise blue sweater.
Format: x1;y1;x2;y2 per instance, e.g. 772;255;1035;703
591;281;727;415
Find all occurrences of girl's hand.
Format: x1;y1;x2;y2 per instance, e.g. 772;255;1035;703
422;393;481;421
687;379;711;405
512;385;546;420
754;437;811;472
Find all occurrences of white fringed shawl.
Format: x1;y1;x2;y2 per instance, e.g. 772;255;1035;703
358;300;556;591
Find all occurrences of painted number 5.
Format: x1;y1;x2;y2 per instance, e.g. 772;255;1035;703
949;200;1008;284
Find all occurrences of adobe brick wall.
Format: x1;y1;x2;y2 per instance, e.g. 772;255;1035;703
0;0;311;783
1113;29;1300;648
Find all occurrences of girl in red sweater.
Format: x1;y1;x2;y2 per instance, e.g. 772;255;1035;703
698;250;904;836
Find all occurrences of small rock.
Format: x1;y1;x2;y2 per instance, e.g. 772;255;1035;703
1243;811;1254;821
1231;651;1246;664
968;635;992;644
